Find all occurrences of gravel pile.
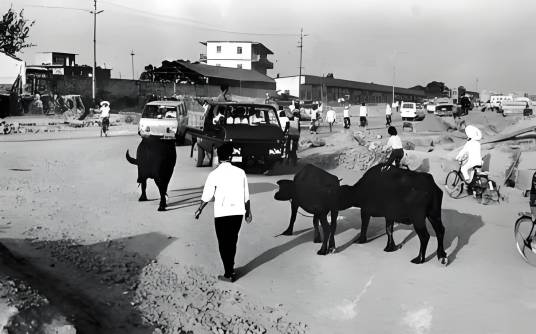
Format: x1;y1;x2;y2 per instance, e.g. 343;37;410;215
0;275;74;333
27;239;308;334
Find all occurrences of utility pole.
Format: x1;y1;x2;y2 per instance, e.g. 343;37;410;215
297;28;307;102
476;78;479;92
130;50;135;80
91;0;103;107
392;63;395;106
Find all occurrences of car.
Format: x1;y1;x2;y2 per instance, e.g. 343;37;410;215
181;102;285;169
434;98;457;117
139;100;188;141
415;103;426;121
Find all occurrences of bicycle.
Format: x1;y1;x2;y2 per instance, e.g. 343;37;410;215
100;117;109;137
514;213;536;265
444;161;500;202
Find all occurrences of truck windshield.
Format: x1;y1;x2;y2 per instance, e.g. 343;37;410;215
143;105;177;119
212;105;280;126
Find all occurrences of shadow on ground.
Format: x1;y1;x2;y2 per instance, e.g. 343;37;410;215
0;232;175;334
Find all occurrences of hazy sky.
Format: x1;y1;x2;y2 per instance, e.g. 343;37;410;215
5;0;536;93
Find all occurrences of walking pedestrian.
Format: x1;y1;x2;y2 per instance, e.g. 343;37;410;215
359;103;368;127
343;105;351;129
194;143;252;283
385;103;392;127
287;111;301;166
325;106;336;132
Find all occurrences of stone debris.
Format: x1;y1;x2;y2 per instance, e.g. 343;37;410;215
18;238;308;334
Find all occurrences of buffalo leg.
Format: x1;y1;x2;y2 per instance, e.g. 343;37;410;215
411;219;430;264
384;218;398;252
317;215;331;255
355;210;370;243
328;210;338;250
139;180;148;201
281;201;299;236
428;215;448;265
156;180;167;211
312;215;321;243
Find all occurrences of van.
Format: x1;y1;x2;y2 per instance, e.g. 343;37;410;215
139;100;188;140
400;102;417;120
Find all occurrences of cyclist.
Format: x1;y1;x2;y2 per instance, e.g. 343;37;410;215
99;101;110;136
455;125;482;191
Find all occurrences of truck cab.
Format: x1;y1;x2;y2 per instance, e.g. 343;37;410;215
182;102;285;169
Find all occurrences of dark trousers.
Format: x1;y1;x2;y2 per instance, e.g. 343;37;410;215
359;116;367;127
214;215;242;276
286;136;299;166
328;121;334;132
386;148;404;167
386;114;392;126
343;117;351;128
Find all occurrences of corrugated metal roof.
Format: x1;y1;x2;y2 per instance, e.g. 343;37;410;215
176;61;275;83
303;75;425;96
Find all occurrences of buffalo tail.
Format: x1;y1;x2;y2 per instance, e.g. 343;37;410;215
125;150;138;165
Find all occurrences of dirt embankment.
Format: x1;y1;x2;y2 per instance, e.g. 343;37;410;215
0;232;308;334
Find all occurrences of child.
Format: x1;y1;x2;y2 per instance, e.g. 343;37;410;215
384;126;404;167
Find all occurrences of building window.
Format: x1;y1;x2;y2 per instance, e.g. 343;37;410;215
216;45;221;53
237;46;242;54
237;64;242;69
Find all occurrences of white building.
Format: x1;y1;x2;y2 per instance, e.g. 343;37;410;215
33;51;77;67
200;41;273;75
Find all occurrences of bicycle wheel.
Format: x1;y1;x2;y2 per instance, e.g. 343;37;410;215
514;216;536;265
445;170;463;198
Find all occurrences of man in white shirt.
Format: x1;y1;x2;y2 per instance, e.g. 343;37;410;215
309;107;318;134
343;105;351;129
359;103;368;127
325;107;336;132
456;125;482;183
195;143;252;282
385;103;392;127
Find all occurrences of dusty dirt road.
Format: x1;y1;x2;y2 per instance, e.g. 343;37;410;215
1;116;535;333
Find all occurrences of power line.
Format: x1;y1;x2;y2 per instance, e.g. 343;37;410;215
99;0;298;37
24;4;91;13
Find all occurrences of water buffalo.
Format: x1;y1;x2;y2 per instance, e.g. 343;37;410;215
126;136;177;211
276;163;448;265
340;164;448;265
274;164;343;255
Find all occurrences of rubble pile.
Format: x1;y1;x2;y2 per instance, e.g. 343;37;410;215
26;239;308;334
0;275;73;333
133;263;308;334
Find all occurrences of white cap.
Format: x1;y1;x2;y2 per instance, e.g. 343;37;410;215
465;125;482;140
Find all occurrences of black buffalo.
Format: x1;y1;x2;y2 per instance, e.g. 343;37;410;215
276;163;448;265
340;164;448;265
275;164;344;255
126;136;177;211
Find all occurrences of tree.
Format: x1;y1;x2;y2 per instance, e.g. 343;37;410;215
0;7;35;55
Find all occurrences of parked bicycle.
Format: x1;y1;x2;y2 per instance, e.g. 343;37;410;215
444;161;500;202
514;213;536;265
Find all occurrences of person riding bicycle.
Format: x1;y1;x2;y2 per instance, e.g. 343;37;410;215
455;125;482;191
99;101;110;134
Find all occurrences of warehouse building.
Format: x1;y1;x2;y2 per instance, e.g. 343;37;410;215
275;74;425;104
